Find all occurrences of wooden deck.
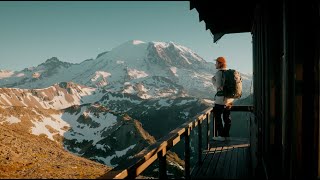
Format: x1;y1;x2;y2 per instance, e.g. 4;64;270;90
191;137;251;179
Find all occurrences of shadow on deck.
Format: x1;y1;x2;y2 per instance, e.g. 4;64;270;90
191;137;251;179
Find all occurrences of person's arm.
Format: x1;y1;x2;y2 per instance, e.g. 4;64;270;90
213;70;224;91
212;76;216;85
217;70;224;91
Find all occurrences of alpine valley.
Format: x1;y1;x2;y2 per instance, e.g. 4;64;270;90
0;40;252;178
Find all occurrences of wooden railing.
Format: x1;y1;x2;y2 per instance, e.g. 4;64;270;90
99;105;254;179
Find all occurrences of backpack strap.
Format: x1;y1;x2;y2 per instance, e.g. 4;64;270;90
222;70;226;101
220;70;225;87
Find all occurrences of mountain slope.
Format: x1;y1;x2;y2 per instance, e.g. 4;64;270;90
0;124;112;179
0;102;185;178
0;82;104;110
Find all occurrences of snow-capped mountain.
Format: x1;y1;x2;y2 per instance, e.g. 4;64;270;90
0;82;104;109
0;40;251;99
0;70;15;79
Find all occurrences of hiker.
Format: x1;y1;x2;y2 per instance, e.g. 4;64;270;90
212;56;234;141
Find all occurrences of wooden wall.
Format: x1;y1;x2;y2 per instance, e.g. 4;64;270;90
251;0;320;179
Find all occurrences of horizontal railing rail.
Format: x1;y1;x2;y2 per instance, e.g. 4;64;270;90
100;105;254;179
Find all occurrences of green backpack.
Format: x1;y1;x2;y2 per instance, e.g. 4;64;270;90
217;69;242;98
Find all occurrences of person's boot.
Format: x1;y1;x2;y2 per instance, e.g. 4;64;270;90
213;129;226;141
212;136;226;141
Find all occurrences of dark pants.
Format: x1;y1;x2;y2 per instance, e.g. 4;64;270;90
214;104;231;137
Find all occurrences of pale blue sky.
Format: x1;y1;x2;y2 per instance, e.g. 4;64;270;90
0;1;252;74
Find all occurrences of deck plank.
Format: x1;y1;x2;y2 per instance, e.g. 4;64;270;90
191;137;251;179
212;146;228;178
229;147;239;179
191;149;210;178
206;146;223;177
236;147;245;178
222;146;234;178
195;148;217;178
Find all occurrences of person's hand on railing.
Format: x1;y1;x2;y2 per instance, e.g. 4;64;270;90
225;102;233;110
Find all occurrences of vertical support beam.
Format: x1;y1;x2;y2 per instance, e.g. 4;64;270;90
185;127;191;179
158;150;167;179
198;119;202;165
206;113;210;150
282;0;292;177
212;109;217;138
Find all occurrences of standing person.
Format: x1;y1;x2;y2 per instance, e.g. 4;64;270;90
212;56;234;141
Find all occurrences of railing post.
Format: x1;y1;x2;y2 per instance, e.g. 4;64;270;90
158;150;167;179
184;127;191;179
206;113;210;150
198;119;202;165
212;109;217;138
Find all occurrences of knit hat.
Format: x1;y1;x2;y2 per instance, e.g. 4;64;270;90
216;57;226;64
